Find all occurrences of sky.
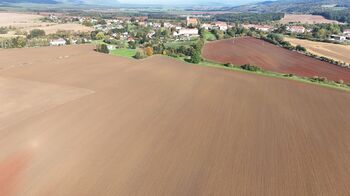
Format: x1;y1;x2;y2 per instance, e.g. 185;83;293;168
117;0;262;5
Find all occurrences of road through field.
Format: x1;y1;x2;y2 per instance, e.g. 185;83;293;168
1;45;350;196
203;37;350;83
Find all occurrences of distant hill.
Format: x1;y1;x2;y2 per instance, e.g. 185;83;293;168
0;0;119;6
0;0;58;4
229;0;350;13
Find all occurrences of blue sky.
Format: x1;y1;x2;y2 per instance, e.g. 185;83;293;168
117;0;262;5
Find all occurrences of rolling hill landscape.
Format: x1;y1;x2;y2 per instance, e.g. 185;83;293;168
1;0;350;195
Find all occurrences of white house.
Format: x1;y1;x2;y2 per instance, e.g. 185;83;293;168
50;38;66;46
163;22;174;28
343;29;350;35
107;45;115;50
201;23;213;30
287;26;306;33
330;34;347;41
214;21;228;31
242;24;273;32
173;28;199;37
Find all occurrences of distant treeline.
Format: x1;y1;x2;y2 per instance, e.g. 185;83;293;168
313;9;350;24
210;13;285;24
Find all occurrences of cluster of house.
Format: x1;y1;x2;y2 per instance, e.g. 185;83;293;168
172;17;199;39
242;24;308;33
50;38;67;46
330;29;350;42
242;24;274;32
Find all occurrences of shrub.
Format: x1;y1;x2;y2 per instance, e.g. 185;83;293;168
28;29;45;39
311;76;328;83
95;32;105;40
96;44;109;54
189;51;201;64
283;73;294;77
145;47;154;56
0;27;8;34
296;45;307;52
134;49;147;59
224;63;234;68
337;80;344;84
240;64;262;72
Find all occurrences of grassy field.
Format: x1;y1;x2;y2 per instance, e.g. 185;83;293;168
109;48;136;58
202;31;216;41
164;40;197;49
91;40;106;45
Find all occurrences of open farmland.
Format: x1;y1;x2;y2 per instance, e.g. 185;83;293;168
0;12;43;27
280;14;340;24
1;45;350;196
22;23;93;34
285;37;350;64
202;37;350;83
0;12;92;35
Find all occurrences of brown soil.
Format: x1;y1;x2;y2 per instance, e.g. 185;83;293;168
202;37;350;83
1;45;350;196
280;14;340;24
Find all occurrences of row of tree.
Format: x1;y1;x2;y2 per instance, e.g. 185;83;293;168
314;9;350;24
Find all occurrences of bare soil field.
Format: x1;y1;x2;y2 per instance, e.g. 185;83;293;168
202;37;350;83
0;12;92;35
0;13;43;27
285;37;350;64
22;23;93;34
1;45;350;196
280;14;339;24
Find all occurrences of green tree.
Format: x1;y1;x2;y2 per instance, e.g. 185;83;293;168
189;51;201;64
0;27;8;34
96;32;105;40
14;36;26;48
134;49;147;59
82;20;93;27
96;44;109;54
296;45;307;52
28;29;45;39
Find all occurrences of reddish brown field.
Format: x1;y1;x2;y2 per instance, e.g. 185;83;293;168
202;37;350;83
1;45;350;196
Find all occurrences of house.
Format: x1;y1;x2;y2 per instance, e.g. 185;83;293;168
330;34;347;41
214;21;228;31
201;23;213;30
174;28;199;37
287;26;306;33
163;22;174;28
255;25;273;32
152;23;162;28
50;38;66;46
128;37;135;42
147;31;155;38
186;17;198;26
242;24;273;32
138;21;146;26
343;29;350;35
107;45;115;50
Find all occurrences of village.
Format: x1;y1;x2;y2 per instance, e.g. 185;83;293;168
46;13;350;48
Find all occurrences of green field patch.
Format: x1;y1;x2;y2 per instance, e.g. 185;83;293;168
109;48;136;58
